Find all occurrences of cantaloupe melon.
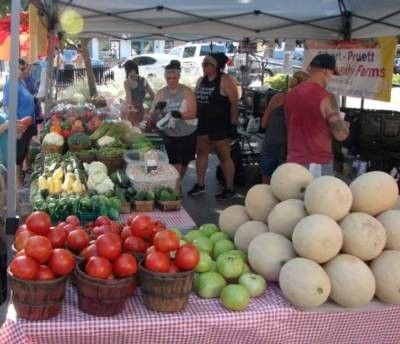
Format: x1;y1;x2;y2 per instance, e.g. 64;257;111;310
268;199;307;239
340;212;386;261
350;171;398;216
304;176;353;221
248;232;296;281
370;250;400;304
392;196;400;210
324;254;376;308
376;210;400;250
244;184;279;223
279;257;331;308
234;221;268;252
218;205;250;239
292;214;343;263
270;163;313;201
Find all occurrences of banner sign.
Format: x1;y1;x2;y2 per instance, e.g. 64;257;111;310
303;37;397;102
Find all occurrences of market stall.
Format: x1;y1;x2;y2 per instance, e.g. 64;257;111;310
1;284;400;344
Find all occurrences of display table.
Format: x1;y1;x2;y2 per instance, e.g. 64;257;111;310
119;207;196;232
1;283;399;344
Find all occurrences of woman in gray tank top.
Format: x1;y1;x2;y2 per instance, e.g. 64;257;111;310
150;60;197;181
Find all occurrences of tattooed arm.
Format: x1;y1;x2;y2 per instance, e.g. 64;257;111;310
321;94;349;142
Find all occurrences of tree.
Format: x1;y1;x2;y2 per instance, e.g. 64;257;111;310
0;1;10;17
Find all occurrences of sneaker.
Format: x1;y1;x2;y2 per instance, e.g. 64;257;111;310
215;189;236;200
187;183;205;196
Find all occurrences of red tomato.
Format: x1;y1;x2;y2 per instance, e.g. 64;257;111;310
121;226;133;241
123;236;148;254
24;235;53;264
95;216;112;227
96;233;121;261
15;224;28;236
25;211;51;236
153;229;180;253
15;249;26;257
175;244;200;271
130;215;154;240
113;253;138;278
168;262;180;273
47;227;67;248
14;230;33;251
126;215;136;226
36;265;56;280
80;244;97;261
56;221;67;231
93;225;113;236
151;222;166;240
65;215;80;226
66;229;89;252
63;223;77;235
9;255;39;280
110;221;121;234
48;249;75;276
144;251;170;273
145;245;157;257
85;256;112;279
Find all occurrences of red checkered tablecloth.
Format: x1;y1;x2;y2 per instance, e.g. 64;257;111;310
119;208;196;231
1;283;400;344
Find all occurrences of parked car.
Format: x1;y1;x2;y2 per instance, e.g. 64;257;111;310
168;43;226;77
265;47;304;75
120;53;172;79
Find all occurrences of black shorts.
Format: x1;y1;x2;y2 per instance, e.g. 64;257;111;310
197;113;230;141
164;132;197;166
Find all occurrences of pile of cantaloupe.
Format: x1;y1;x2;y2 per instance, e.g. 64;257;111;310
218;162;400;309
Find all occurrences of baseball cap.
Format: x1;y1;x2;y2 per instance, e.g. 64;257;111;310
309;53;339;75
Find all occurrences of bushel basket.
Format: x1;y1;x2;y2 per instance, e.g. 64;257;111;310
8;269;68;321
74;260;136;316
139;261;194;312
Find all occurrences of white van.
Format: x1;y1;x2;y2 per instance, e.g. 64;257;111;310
168;43;226;78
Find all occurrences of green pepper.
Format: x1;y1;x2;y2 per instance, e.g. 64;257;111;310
79;197;93;213
107;208;120;220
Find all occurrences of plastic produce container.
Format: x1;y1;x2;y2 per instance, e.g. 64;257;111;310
123;149;169;166
126;163;179;192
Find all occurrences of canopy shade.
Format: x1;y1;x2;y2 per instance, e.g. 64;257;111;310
56;0;400;41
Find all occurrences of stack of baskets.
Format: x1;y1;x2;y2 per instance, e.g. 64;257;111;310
42;143;63;155
7;269;69;320
138;262;194;312
96;151;124;173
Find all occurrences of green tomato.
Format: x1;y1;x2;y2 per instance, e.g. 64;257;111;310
220;284;250;311
194;272;226;298
198;223;219;237
195;251;213;273
213;239;235;260
216;253;244;279
209;232;230;244
184;230;205;243
238;273;267;298
192;236;213;255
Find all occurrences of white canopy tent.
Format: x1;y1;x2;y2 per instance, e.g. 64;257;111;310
57;0;400;41
3;0;400;251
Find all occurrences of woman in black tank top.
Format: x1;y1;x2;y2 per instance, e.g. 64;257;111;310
188;53;239;200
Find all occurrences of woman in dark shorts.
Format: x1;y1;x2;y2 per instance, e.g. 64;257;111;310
260;71;309;183
150;60;197;180
188;53;239;200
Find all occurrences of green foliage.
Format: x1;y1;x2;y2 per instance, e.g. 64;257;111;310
264;73;289;91
393;74;400;84
0;1;10;17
